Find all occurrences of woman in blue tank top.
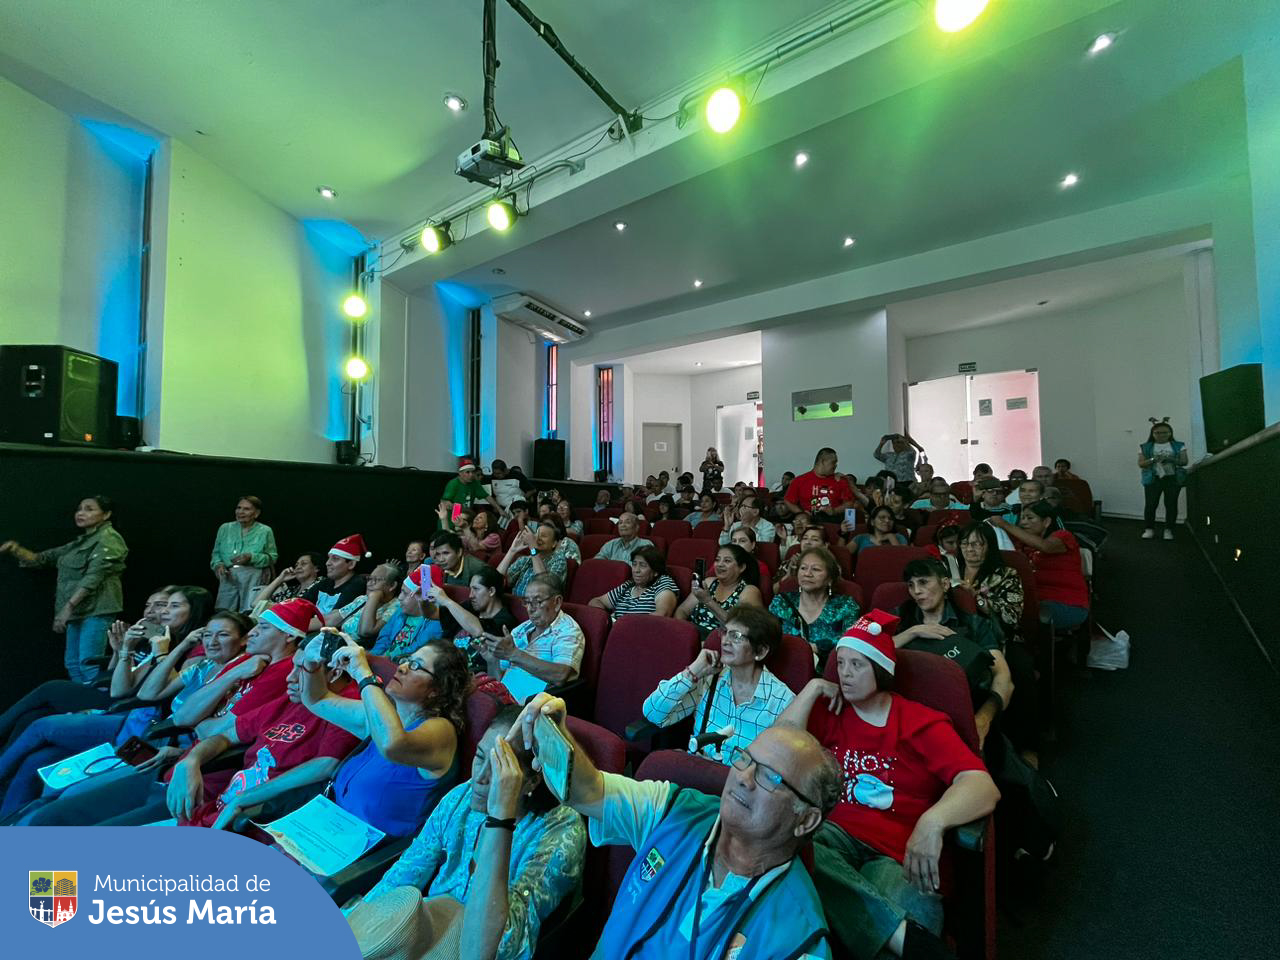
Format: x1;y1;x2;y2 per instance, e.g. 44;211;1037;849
299;636;471;837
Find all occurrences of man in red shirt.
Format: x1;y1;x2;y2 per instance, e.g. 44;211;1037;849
166;629;360;830
779;611;999;960
781;447;857;522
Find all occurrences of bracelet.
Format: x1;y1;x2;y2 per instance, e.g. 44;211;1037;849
356;674;383;694
483;816;517;830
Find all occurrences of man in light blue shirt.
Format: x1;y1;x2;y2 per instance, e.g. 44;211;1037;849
597;513;654;563
719;495;776;545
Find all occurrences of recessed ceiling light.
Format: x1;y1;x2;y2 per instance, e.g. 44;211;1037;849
794;151;809;168
583;310;592;317
1060;172;1080;188
443;92;467;112
843;236;856;248
694;362;704;367
693;279;703;288
317;185;337;199
1037;300;1050;306
614;221;627;232
491;267;506;275
1088;32;1116;55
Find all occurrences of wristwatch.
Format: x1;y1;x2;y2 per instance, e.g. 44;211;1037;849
357;674;383;694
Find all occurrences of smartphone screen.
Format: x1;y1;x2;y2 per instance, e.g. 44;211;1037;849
844;507;858;527
693;558;706;582
534;714;574;801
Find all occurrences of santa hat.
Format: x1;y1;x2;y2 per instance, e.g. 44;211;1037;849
329;534;371;561
407;564;445;592
835;609;901;675
260;598;320;639
457;457;477;471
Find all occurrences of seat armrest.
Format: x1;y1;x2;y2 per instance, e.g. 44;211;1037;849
624;719;659;742
951;816;987;852
142;719;195;743
323;836;416;905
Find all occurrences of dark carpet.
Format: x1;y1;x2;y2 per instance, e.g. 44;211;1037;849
998;518;1280;958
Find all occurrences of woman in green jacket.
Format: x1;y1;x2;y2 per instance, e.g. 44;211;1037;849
1;495;128;683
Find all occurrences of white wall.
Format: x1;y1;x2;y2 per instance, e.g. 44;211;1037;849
762;309;890;484
629;373;693;481
493;317;540;471
0;75;147;415
689;365;763;462
904;279;1195;517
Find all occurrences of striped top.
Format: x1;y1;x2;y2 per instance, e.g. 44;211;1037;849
605;575;679;620
642;665;795;765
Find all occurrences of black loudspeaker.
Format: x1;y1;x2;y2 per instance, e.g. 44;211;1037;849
532;438;566;480
335;440;360;465
1200;363;1265;453
113;415;141;449
0;345;117;447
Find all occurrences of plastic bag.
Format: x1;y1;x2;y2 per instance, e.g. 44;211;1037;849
1087;626;1130;670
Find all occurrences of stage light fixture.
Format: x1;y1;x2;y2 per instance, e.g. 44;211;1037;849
583;310;592;317
420;222;453;254
1060;172;1080;188
794;151;810;168
317;185;337;199
443;92;467;112
1088;33;1115;55
486;198;517;232
342;294;369;319
843;236;856;248
705;86;741;134
344;356;371;381
693;279;703;288
935;0;988;32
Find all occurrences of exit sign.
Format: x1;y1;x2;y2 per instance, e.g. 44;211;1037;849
746;390;761;401
958;362;977;373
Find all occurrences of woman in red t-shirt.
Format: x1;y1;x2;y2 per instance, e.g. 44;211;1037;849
990;501;1089;630
779;612;999;959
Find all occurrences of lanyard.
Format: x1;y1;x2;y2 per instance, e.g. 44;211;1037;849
688;841;766;960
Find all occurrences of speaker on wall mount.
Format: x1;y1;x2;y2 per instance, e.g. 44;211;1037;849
1199;363;1264;454
532;438;566;480
0;345;118;447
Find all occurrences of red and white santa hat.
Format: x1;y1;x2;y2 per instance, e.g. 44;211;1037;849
329;534;371;561
260;597;320;639
457;457;477;472
835;609;902;675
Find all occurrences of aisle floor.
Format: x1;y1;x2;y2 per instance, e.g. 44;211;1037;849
997;519;1280;958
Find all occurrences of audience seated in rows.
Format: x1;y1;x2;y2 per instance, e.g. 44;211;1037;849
251;551;324;618
718;494;776;544
497;521;571;597
588;545;678;621
474;574;583;703
770;546;863;670
990;501;1090;630
458;509;503;554
641;606;794;765
780;612;1000;959
675;543;764;641
850;505;909;553
595;512;654;563
301;535;370;630
685;492;720;527
369;566;443;659
911;477;959;512
781;447;858;522
432;567;520;672
432;531;491;585
725;526;772;588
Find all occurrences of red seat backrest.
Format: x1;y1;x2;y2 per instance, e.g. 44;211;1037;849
580;534;612;559
914;524;937;546
567;558;631;605
821;522;843;546
692;521;724;541
444;584;471;606
593;618;700;741
500;521;523;549
1057;478;1094;516
460;681;516;769
824;648;978;752
583;517;615;536
706;630;815;695
854;545;932;602
928;509;971;526
950;482;974;505
647;535;666;556
870;581;979;617
666;564;693;598
565;716;626;775
574;507;596;522
560;601;610;699
636;749;730;795
667;538;717;572
509;596;528;623
653;519;692;542
635;518;652;535
756;541;780;573
775;577;864;608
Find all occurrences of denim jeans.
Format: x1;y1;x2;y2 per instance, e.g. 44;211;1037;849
64;615;114;684
1041;600;1089;631
811;821;944;959
0;713;125;816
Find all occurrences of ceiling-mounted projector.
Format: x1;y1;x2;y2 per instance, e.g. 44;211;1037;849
456;134;524;187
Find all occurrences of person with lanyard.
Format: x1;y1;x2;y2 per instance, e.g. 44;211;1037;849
440;458;500;529
209;495;278;613
346;704;585;960
370;565;444;660
641;606;794;765
513;691;840;959
300;534;371;630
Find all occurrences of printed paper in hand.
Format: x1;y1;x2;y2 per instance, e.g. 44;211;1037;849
37;742;120;790
258;794;385;877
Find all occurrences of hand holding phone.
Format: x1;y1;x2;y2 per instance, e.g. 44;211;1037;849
533;712;575;802
693;557;707;582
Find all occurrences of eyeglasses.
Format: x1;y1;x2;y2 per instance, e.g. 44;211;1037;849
396;656;435;678
524;593;557;609
721;628;750;645
728;746;820;809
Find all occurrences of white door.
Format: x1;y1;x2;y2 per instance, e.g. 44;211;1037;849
716;402;758;486
641;423;682;481
906;376;969;485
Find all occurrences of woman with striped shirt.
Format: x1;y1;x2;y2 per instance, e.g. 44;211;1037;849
588;546;678;620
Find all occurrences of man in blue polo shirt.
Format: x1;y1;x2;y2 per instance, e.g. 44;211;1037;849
515;692;840;959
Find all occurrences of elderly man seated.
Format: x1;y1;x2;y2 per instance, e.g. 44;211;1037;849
515;691;841;958
477;574;584;703
596;512;655;563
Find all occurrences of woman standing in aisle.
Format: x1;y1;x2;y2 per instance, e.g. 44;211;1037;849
1138;418;1188;540
210;495;278;611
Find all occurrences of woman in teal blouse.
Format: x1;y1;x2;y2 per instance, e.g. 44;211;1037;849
769;546;861;671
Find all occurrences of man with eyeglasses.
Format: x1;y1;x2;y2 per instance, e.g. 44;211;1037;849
478;574;583;703
514;691;839;958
